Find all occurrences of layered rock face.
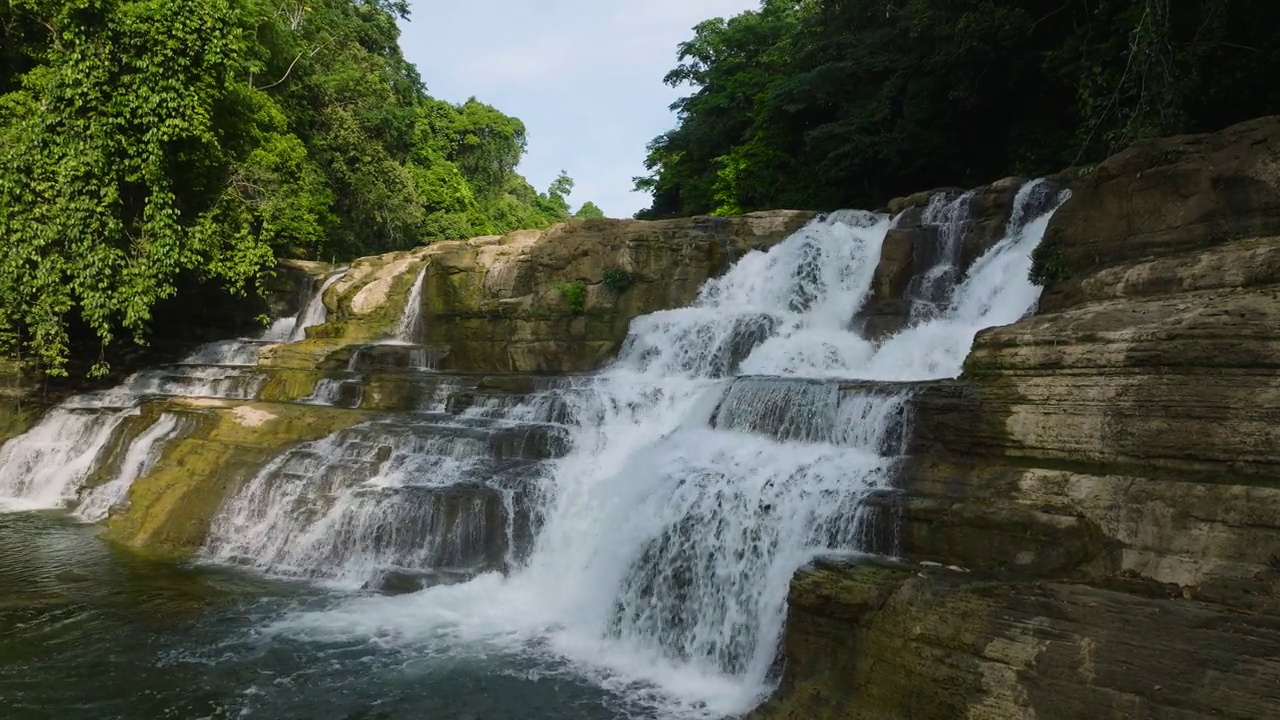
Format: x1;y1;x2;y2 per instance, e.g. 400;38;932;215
274;211;814;374
0;212;810;566
756;118;1280;718
421;212;813;372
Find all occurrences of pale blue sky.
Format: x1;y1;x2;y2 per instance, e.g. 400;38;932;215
399;1;760;218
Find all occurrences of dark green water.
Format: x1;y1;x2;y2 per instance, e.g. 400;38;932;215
0;513;636;720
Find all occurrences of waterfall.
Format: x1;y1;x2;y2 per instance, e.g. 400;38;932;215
0;180;1067;717
285;270;348;342
260;181;1068;717
72;412;188;522
394;265;427;344
0;271;342;515
0;402;139;512
906;190;975;322
203;413;564;589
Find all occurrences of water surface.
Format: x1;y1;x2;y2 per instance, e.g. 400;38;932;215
0;513;634;720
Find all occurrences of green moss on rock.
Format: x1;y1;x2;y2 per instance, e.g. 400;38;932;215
103;400;371;559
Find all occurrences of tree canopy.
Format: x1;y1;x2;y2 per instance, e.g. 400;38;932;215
636;0;1280;218
0;0;588;375
574;201;607;220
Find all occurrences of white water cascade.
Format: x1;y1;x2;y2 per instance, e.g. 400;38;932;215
0;269;345;514
285;270;348;342
394;265;428;343
250;180;1068;718
72;412;189;522
0;179;1065;717
907;189;975;322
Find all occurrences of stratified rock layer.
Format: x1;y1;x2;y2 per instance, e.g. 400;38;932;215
265;211;815;376
417;212;815;372
87;212;812;558
755;117;1280;718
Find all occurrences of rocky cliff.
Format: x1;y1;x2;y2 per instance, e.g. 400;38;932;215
754;117;1280;718
7;113;1280;717
69;211;811;558
268;211;814;374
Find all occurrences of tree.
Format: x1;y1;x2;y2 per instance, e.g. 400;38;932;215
536;170;575;220
0;0;591;375
0;0;284;376
575;201;607;219
637;0;1280;218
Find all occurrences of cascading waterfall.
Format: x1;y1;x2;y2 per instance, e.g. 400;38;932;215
0;400;140;512
907;190;974;321
0;270;344;515
394;265;427;344
371;264;432;369
261;180;1067;718
0;180;1066;717
204;414;563;589
72;412;188;522
286;270;348;342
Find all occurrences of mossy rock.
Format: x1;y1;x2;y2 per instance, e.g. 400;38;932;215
103;400;372;559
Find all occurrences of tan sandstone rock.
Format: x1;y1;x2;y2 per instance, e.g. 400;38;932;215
260;211;816;376
755;116;1280;719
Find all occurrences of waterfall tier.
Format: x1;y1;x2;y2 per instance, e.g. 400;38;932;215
0;181;1066;718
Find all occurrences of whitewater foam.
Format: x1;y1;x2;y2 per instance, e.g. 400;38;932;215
0;269;345;514
256;183;1068;717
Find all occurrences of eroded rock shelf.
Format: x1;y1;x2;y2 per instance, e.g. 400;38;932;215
754;117;1280;719
5;118;1280;719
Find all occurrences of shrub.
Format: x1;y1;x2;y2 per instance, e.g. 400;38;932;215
556;281;587;314
601;267;635;292
1029;242;1067;286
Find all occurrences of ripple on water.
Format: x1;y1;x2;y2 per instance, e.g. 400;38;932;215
0;513;676;720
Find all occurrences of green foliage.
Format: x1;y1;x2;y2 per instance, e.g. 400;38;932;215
534;170;575;220
575;201;607;220
601;268;635;293
0;0;276;375
1029;242;1068;286
0;0;600;375
556;281;587;315
637;0;1280;218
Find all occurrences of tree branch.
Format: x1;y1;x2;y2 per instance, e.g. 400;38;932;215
256;50;306;90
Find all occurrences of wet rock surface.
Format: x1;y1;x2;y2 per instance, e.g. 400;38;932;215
755;117;1280;719
9;116;1280;717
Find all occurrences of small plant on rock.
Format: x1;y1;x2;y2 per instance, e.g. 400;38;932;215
556;281;587;314
1029;242;1067;286
601;267;635;292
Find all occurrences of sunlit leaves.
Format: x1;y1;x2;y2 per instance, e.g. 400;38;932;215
0;0;254;374
0;0;599;375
